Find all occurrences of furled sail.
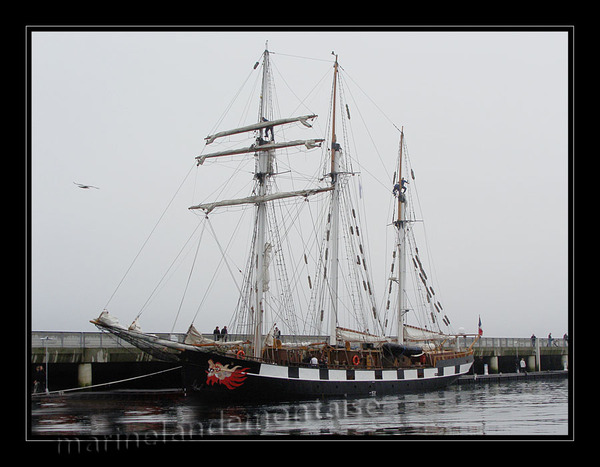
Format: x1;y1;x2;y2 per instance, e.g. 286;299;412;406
196;139;324;165
184;324;246;347
336;326;388;343
96;310;127;330
184;324;217;345
189;186;333;213
263;243;272;291
204;114;317;144
91;312;203;361
403;324;447;342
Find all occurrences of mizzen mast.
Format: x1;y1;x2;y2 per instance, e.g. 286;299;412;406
395;127;406;344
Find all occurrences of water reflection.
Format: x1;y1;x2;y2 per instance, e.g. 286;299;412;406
30;379;568;438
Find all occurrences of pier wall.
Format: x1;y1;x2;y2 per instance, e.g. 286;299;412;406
30;332;568;392
460;336;568;374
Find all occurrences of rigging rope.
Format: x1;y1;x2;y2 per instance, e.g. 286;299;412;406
170;219;208;333
103;163;196;313
206;216;242;294
190;211;248;326
270;50;334;63
134;218;206;322
36;366;183;396
204;58;262;141
340;65;402;134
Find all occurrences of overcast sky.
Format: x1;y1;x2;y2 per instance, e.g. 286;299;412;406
29;28;570;338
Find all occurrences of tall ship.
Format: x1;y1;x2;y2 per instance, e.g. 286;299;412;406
92;45;475;400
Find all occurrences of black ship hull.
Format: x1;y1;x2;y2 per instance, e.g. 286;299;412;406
180;349;474;401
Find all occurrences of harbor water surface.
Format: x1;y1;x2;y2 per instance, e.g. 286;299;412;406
31;378;569;439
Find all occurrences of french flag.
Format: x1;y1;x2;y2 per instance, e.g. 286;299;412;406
478;316;483;336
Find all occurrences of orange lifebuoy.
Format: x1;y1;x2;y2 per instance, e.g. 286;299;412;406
352;355;360;366
236;349;245;359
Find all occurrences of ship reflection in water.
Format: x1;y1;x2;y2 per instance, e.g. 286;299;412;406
31;379;568;439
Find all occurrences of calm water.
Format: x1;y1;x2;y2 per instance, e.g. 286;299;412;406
30;379;569;440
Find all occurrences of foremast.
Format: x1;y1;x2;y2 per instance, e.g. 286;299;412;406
253;45;274;358
189;44;327;358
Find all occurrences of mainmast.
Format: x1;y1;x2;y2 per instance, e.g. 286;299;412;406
396;128;406;344
328;53;341;345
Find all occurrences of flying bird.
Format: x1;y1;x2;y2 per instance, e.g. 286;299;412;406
73;182;99;189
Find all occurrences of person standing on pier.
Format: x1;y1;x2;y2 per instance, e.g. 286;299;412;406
33;365;46;393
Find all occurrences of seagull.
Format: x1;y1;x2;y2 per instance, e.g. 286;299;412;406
73;182;99;189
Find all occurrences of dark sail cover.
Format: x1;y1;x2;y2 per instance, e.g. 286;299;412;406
382;342;423;357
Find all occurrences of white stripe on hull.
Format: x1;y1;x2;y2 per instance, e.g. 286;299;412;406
258;362;472;382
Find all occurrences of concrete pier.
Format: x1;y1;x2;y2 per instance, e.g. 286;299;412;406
489;356;499;373
462;335;568;374
30;331;569;392
77;363;92;387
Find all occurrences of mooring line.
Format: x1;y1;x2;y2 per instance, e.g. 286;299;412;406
32;365;183;396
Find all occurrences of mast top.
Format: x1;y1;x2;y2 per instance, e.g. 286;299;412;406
330;51;340;179
331;51;339;147
396;126;405;226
